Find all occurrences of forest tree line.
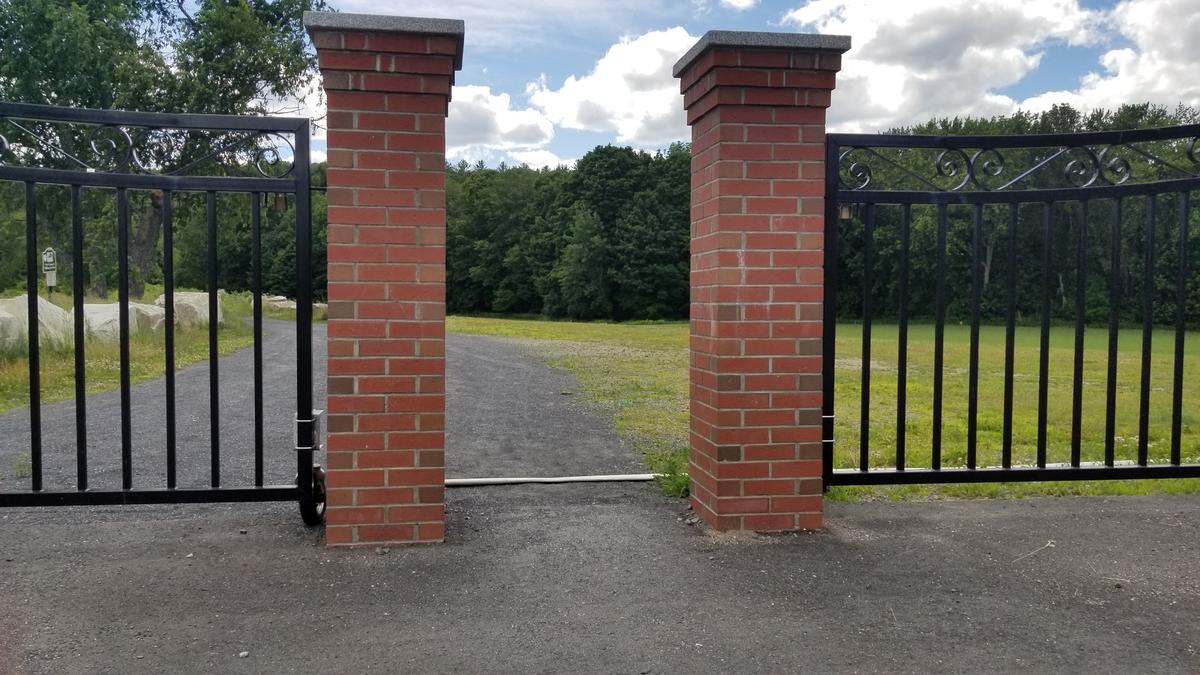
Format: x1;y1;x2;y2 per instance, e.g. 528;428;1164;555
445;102;1200;326
1;103;1198;327
834;103;1200;327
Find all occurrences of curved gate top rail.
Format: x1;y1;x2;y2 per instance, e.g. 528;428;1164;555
823;124;1200;487
0;100;321;524
0;101;308;192
828;123;1200;204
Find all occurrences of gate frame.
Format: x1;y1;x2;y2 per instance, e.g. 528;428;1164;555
0;101;322;520
823;125;1200;486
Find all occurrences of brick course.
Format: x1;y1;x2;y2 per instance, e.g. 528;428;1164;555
307;14;462;546
676;37;845;532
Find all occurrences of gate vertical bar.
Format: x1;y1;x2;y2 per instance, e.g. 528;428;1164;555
163;190;176;489
896;204;910;471
294;122;314;510
117;188;132;490
1036;202;1052;468
71;185;87;490
1071;201;1088;467
1105;199;1122;467
1002;203;1017;468
24;182;41;491
1171;192;1189;465
206;191;220;487
932;204;947;470
251;192;264;487
859;204;874;471
967;203;982;469
822;140;840;487
1138;195;1155;466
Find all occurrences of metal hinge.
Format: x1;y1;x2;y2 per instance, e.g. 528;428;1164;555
295;409;325;452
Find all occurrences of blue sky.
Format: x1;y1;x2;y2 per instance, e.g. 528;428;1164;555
308;0;1199;166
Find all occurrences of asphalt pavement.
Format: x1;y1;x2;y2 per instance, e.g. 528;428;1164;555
0;325;1197;673
0;322;642;495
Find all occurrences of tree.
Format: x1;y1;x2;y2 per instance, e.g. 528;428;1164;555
609;143;690;319
0;0;326;297
552;206;612;319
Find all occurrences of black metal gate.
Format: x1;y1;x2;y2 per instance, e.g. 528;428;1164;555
0;102;323;523
823;124;1200;486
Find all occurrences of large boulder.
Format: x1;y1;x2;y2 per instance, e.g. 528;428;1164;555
0;309;22;352
154;291;223;328
82;304;120;342
265;295;297;311
130;302;166;333
0;295;73;350
82;302;165;341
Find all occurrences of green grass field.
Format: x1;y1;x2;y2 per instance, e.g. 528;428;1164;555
447;315;1200;499
0;292;256;414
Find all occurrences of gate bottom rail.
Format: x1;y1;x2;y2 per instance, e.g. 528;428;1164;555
0;486;302;507
827;464;1200;486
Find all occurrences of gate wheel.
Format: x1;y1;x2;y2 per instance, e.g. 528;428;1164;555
299;465;326;527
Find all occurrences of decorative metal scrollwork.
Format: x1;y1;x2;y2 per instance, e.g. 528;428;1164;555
836;130;1200;193
934;148;972;191
0;114;297;178
838;148;873;190
969;148;1005;190
253;133;296;178
1063;146;1101;188
87;124;136;172
1098;145;1133;185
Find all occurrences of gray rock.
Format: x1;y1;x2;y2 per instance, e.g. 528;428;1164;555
265;296;297;311
154;291;223;328
82;302;165;341
0;295;73;350
0;309;21;352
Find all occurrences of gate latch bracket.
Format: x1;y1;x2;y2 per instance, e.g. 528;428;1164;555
295;409;325;452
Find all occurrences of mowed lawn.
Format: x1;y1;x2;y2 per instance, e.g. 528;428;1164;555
0;293;260;414
447;315;1200;499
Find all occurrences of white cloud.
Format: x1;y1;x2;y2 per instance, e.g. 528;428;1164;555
720;0;759;9
267;74;326;163
446;85;559;166
448;85;553;150
1019;0;1200;113
330;0;673;50
527;27;697;146
783;0;1104;131
508;148;575;169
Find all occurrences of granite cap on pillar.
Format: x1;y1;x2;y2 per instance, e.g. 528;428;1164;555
673;30;851;78
303;11;466;70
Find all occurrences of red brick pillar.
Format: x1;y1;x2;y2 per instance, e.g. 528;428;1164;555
674;31;849;532
305;12;463;546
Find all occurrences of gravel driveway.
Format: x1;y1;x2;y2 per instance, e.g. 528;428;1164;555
0;323;641;496
1;323;1198;673
0;319;325;494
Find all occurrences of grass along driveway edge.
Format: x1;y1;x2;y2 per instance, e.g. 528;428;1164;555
447;315;1200;500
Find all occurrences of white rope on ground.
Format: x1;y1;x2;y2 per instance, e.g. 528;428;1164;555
445;473;657;487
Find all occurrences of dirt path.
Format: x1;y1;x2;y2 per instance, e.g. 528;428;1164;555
0;324;641;495
446;332;643;478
